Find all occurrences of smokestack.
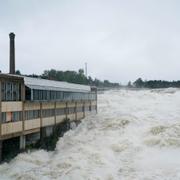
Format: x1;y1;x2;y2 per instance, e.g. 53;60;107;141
9;32;15;74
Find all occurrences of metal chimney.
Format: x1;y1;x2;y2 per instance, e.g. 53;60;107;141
9;32;15;74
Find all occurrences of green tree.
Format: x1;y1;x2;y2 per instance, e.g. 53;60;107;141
133;78;144;88
127;81;132;88
15;70;21;75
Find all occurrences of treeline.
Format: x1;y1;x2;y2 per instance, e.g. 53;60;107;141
133;78;180;89
16;69;120;88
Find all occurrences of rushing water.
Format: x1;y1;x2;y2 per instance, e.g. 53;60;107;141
1;88;180;180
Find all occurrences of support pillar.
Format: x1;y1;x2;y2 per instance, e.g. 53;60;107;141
19;135;26;151
0;140;2;162
65;102;68;120
75;102;77;121
95;89;98;114
83;102;85;118
40;127;46;141
90;101;92;112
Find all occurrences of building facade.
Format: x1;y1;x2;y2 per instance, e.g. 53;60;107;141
0;73;97;161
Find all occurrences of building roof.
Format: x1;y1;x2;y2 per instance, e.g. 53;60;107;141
0;73;91;93
24;76;90;93
0;73;23;81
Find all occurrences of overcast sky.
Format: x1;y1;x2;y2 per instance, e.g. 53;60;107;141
0;0;180;84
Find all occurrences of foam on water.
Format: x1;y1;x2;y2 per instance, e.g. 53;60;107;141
1;88;180;179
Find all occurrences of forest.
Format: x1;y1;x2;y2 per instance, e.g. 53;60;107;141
133;78;180;88
16;69;120;88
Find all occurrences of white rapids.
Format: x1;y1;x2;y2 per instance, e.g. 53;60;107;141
1;88;180;180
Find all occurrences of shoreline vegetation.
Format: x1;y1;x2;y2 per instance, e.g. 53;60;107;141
130;78;180;89
15;69;120;89
15;70;180;89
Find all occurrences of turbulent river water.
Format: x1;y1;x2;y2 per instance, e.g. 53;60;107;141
1;88;180;180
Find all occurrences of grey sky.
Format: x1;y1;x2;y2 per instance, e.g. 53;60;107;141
0;0;180;84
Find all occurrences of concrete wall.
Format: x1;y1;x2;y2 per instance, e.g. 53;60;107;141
1;102;22;112
1;121;23;135
0;100;97;140
85;111;91;116
24;102;40;111
24;119;41;131
77;102;83;107
0;99;97;162
42;117;55;127
56;115;66;124
91;101;97;106
56;102;66;108
67;102;76;107
67;114;76;121
77;112;84;120
42;102;55;109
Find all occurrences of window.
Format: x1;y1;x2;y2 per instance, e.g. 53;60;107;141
85;106;90;112
12;111;22;122
68;107;75;114
56;108;66;116
25;110;40;120
1;81;21;101
1;112;6;123
1;111;22;122
77;106;84;112
42;109;55;118
26;88;31;100
91;106;97;111
26;88;96;102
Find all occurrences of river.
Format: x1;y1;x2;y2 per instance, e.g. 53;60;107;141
1;88;180;180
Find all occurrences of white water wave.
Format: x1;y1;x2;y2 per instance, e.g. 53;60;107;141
1;88;180;179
